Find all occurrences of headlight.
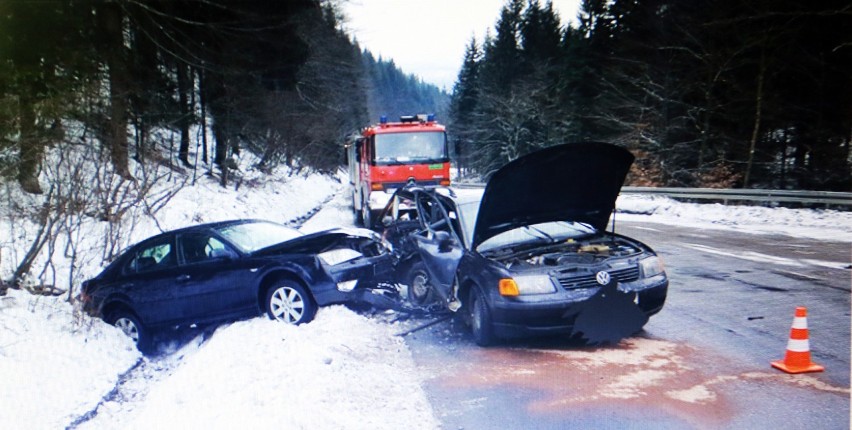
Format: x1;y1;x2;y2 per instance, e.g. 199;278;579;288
318;248;363;266
336;279;358;292
499;275;557;296
639;256;665;278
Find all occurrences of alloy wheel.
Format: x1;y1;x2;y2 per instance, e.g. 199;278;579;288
114;317;140;343
269;286;306;323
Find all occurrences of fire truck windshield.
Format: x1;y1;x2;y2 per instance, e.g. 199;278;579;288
373;131;447;165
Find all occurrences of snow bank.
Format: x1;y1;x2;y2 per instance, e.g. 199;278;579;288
98;307;438;430
0;289;141;430
616;194;852;242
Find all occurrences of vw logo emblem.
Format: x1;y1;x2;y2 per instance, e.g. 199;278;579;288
595;271;611;285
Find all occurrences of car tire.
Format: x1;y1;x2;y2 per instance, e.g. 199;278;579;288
470;287;496;347
405;261;436;306
108;310;152;353
266;280;316;324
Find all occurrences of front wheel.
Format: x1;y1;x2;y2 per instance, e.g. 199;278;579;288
108;310;152;353
266;281;316;324
405;261;437;306
470;287;496;347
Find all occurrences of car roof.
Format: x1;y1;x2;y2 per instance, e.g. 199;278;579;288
136;219;287;242
113;219;283;261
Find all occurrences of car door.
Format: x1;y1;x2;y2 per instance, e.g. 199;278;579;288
410;192;464;296
118;235;185;325
175;232;261;320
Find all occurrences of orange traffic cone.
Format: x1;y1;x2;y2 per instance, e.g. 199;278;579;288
771;306;824;374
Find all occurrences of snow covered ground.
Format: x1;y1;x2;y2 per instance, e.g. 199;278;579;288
616;194;852;243
1;164;849;429
0;164;437;430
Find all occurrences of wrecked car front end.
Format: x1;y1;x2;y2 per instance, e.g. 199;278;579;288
257;227;400;308
379;142;670;345
457;229;668;342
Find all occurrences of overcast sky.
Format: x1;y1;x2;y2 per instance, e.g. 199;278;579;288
342;0;581;91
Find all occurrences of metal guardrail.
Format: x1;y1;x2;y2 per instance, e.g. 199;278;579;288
453;182;852;207
621;187;852;206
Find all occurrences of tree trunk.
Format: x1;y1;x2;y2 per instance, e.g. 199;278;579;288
100;3;132;179
17;88;43;194
177;62;192;167
743;47;766;188
197;67;209;166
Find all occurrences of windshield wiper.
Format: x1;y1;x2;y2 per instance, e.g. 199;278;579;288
524;225;556;243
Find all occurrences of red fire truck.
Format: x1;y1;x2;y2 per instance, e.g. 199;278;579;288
345;114;451;228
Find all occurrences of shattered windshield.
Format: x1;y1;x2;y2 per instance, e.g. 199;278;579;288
215;221;303;253
373;131;447;165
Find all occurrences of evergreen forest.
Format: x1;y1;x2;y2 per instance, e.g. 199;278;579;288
0;0;446;195
1;0;849;194
450;0;851;189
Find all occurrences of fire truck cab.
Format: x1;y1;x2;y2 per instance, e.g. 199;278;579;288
345;114;451;228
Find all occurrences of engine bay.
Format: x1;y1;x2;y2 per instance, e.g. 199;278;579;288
488;235;643;268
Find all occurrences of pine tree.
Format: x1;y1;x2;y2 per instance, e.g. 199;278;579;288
449;37;483;176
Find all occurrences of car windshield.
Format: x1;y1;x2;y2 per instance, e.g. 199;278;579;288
477;221;596;252
373;131;447;165
215;221;302;253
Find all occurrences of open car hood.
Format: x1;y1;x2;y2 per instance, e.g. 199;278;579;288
472;142;634;249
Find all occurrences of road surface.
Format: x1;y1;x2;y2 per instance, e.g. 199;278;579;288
402;218;850;429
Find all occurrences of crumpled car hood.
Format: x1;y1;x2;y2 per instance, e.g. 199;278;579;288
472;142;634;249
254;227;382;256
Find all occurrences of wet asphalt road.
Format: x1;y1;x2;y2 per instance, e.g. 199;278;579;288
401;219;851;429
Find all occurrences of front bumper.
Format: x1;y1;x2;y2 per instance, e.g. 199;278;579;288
489;278;668;339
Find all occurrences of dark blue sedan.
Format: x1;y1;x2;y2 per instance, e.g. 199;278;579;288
81;219;395;351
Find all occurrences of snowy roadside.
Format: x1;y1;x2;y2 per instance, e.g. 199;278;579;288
0;289;141;430
74;308;438;430
1;169;440;430
616;194;852;243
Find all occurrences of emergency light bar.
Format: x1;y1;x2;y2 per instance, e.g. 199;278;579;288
397;114;436;124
